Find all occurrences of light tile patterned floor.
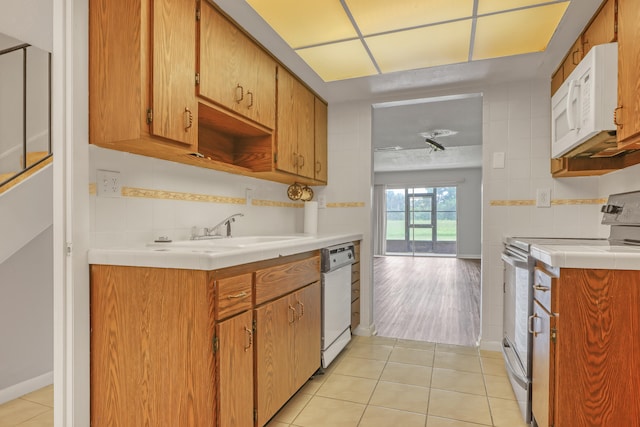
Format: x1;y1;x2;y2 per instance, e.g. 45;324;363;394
0;385;53;427
0;337;527;427
267;336;529;427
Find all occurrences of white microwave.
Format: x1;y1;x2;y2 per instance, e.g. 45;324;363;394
551;42;618;158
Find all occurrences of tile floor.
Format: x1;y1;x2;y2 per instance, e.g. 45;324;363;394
0;385;53;427
267;336;528;427
0;337;527;427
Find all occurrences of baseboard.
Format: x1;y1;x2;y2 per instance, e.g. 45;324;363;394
479;339;502;352
0;371;53;405
352;322;376;337
457;254;481;259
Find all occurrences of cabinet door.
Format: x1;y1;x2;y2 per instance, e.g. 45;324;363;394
152;0;198;148
583;0;617;55
276;68;315;178
199;3;276;129
314;98;328;183
562;38;583;80
254;295;296;426
531;300;554;427
292;282;321;390
617;0;640;145
89;0;143;145
216;310;254;427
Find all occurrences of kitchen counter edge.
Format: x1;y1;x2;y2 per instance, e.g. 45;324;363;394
88;233;363;271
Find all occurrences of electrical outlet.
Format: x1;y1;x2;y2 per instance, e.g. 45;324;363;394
317;194;327;209
536;188;551;208
245;187;254;205
97;170;121;197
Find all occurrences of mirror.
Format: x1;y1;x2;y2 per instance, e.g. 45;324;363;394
0;32;51;184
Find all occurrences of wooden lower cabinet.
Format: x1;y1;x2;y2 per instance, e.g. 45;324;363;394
255;281;321;426
90;266;215;427
531;266;640;426
90;251;321;427
216;310;254;427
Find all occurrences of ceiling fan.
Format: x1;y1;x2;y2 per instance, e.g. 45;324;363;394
419;129;457;152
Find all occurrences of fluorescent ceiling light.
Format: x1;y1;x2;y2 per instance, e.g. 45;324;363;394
245;0;571;82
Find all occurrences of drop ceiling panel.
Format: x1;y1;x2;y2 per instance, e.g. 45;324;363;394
366;20;472;73
245;0;356;48
473;2;570;60
478;0;559;14
296;40;378;82
243;0;572;82
345;0;474;35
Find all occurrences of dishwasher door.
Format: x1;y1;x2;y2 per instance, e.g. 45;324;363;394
321;264;352;367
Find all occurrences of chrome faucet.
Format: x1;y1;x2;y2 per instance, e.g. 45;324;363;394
191;213;244;240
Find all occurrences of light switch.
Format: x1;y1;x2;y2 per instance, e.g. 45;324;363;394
492;152;505;169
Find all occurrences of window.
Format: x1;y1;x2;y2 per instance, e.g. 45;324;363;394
385;186;457;255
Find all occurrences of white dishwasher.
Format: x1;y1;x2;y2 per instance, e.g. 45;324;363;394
320;243;355;368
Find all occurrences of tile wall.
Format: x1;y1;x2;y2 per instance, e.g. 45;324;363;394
481;79;607;346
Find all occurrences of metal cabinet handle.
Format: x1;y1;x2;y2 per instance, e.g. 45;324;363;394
247;91;254;108
297;300;304;319
614;106;623;128
226;291;248;300
235;84;244;103
288;305;297;324
184;107;193;131
316;161;322;174
244;326;253;351
298;155;305;167
533;285;549;292
528;313;540;337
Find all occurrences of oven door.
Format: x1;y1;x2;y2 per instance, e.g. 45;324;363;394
502;247;534;423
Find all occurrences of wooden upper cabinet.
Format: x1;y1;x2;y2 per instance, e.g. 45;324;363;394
198;2;277;129
276;67;315;179
89;0;197;150
562;38;583;81
616;0;640;146
583;0;617;55
152;0;198;147
314;98;328;183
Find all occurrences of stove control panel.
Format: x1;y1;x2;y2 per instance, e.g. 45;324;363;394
601;191;640;225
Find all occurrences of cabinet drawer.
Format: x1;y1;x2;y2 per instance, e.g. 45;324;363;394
216;273;253;319
351;280;360;303
534;267;557;312
255;256;320;305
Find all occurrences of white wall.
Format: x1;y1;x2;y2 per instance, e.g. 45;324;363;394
0;0;53;52
0;0;53;403
374;168;482;258
0;226;53;403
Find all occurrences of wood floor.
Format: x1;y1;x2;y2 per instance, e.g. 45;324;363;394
374;256;481;347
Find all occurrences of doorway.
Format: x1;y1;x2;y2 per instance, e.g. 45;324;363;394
371;93;483;346
385;186;457;256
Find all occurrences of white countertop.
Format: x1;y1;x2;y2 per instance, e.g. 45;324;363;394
88;233;363;270
529;241;640;270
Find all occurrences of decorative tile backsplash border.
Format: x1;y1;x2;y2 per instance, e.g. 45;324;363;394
89;184;365;208
490;198;607;206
